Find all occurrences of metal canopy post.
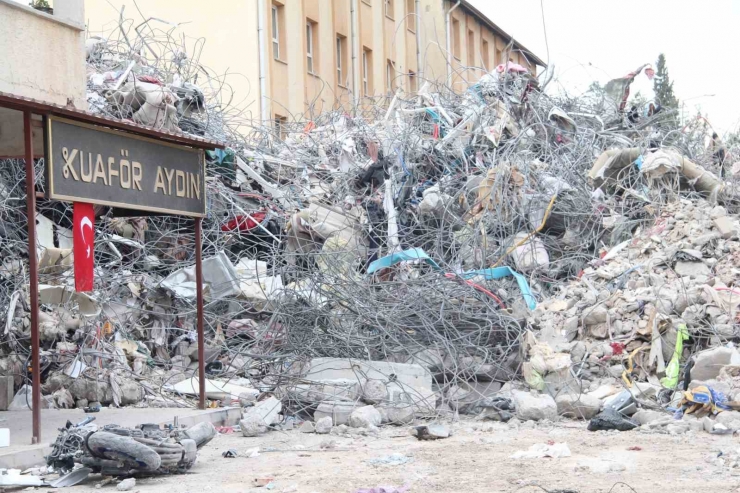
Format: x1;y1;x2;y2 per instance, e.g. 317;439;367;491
24;111;41;444
0;92;224;442
195;217;206;409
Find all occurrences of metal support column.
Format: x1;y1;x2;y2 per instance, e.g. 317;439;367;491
195;217;206;409
24;111;41;444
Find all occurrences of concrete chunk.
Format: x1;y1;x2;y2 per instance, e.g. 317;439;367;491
555;394;602;419
243;396;282;425
512;390;557;421
305;358;434;411
674;261;710;278
315;416;333;434
299;421;315;433
713;216;738;239
692;347;740;381
349;405;382;428
582;305;607;326
314;401;361;426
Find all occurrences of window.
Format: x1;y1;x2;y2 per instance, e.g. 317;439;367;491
274;115;287;139
481;39;490;71
386;60;394;93
406;0;416;32
385;0;394;19
271;3;286;61
362;48;373;96
496;48;503;66
306;21;316;74
409;71;416;92
336;36;349;86
452;18;460;59
467;30;475;66
271;6;280;60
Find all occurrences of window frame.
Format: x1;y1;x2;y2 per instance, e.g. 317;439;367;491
271;5;280;60
336;36;343;86
409;70;416;92
467;29;475;67
362;49;370;96
385;0;395;20
306;22;315;75
406;0;416;32
274;115;287;140
481;39;490;71
386;60;394;93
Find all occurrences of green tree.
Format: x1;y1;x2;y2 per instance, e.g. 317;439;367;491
653;53;679;109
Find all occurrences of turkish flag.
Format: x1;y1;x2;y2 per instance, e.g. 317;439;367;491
73;202;95;292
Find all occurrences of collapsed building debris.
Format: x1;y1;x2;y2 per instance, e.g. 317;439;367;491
1;12;740;449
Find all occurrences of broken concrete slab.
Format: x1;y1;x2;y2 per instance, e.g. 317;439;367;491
349;405;382;428
378;403;415;425
555;393;602;420
632;410;665;426
674;261;710;278
691;347;740;381
304;358;435;411
243;397;283;426
167;377;259;402
313;401;361;426
512;390;557;421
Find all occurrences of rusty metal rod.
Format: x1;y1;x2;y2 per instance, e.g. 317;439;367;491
195;217;205;409
24;111;40;444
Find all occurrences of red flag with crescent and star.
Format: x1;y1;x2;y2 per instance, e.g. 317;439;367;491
73;202;95;292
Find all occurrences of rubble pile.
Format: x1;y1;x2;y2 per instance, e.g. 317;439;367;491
2;15;740;439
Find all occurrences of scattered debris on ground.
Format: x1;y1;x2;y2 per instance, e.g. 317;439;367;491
4;12;740;491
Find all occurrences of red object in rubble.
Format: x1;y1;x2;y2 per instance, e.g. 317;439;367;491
136;75;163;85
221;212;267;232
73;202;95;292
610;342;625;356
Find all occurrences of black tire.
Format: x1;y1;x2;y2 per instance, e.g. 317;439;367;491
87;432;162;471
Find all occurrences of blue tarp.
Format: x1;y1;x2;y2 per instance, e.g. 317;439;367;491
367;248;441;274
459;268;537;310
367;248;536;310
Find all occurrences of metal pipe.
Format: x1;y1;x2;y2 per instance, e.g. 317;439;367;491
415;0;422;82
24;111;40;444
350;0;360;110
195;217;205;410
445;0;461;81
257;0;269;124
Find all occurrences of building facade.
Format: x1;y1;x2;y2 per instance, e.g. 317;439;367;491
0;0;86;157
84;0;544;127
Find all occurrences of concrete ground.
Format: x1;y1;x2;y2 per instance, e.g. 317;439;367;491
54;418;740;493
0;406;240;469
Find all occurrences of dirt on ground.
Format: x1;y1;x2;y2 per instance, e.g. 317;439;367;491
62;419;740;493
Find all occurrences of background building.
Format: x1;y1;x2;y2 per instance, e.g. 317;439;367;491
84;0;545;128
0;0;86;157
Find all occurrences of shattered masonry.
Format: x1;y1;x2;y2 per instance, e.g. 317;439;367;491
3;15;740;440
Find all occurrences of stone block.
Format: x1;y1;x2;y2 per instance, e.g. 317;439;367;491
713;216;738;239
512;390;557;421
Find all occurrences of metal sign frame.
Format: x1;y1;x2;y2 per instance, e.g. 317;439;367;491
0;91;222;445
45;115;207;216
